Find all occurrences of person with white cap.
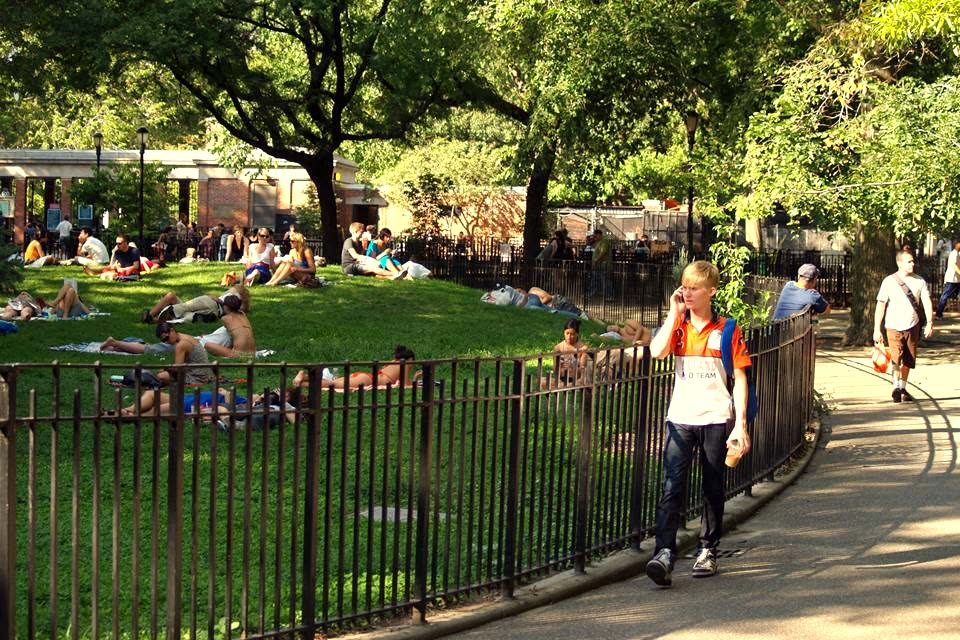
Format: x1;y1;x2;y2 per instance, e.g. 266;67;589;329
772;263;831;321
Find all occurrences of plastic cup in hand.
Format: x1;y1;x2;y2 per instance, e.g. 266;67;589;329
725;440;743;468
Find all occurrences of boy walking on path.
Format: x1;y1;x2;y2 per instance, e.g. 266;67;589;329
874;250;934;402
645;260;752;587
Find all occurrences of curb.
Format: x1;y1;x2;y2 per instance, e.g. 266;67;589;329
340;418;823;640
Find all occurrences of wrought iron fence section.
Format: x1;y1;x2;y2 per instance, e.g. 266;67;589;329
0;312;815;638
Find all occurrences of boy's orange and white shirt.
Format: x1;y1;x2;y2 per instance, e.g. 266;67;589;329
666;314;751;426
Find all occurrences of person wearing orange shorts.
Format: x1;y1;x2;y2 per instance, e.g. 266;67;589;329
873;249;934;402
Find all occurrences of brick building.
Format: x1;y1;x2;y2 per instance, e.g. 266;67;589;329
0;149;385;244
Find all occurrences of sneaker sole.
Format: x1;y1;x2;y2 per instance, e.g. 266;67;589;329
691;569;718;578
645;562;672;587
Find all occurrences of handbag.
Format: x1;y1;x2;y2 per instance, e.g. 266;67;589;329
871;342;891;373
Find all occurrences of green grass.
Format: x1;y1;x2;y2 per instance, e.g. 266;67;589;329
7;263;645;639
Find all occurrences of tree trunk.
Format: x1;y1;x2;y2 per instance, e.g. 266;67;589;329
304;151;342;263
523;142;557;259
843;222;896;346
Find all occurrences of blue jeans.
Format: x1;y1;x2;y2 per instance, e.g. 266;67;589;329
654;421;728;553
936;282;960;317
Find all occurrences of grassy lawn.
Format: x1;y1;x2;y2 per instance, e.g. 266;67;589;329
7;263;654;639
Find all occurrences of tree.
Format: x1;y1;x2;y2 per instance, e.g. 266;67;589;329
736;1;960;343
68;163;176;237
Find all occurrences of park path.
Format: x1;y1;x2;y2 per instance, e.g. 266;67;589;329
449;324;960;639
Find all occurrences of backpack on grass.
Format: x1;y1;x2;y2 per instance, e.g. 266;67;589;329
719;318;759;423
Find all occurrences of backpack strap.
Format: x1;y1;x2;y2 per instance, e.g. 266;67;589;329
720;317;737;384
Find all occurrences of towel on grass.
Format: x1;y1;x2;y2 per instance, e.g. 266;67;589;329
50;342;276;358
30;310;111;321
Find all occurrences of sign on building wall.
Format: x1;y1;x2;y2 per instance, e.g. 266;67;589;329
45;207;61;230
0;197;12;218
77;204;93;223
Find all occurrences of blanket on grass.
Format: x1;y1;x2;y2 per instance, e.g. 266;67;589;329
50;341;276;358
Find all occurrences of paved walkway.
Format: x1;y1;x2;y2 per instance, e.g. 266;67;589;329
450;313;960;639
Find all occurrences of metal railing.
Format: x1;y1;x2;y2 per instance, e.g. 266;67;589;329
0;312;815;639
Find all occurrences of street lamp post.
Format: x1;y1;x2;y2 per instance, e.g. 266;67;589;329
93;131;102;230
684;110;699;257
136;126;148;249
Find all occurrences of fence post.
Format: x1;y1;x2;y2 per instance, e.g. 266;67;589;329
301;367;322;638
502;359;525;599
0;367;16;640
165;370;186;639
573;374;594;575
413;363;435;624
629;350;652;550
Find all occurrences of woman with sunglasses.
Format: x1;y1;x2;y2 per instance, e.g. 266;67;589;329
265;231;316;286
243;227;275;285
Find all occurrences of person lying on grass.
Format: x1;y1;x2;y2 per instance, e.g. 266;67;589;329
1;291;45;320
540;318;591;389
142;285;250;324
290;345;421;391
102;302;255;359
265;232;317;286
595;319;652;346
116;385;307;430
48;281;91;319
114;386;247;417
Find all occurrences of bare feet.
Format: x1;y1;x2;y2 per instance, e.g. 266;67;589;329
100;337;118;352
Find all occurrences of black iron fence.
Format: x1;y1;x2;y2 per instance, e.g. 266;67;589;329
747;250;960;311
0;312;816;639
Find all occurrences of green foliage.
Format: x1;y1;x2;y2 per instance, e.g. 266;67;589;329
709;230;771;328
67;162;176;236
293;184;323;238
0;241;24;294
402;173;453;238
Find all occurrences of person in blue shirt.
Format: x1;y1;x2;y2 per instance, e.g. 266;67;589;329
772;263;831;320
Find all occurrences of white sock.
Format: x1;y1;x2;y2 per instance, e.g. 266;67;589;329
897;379;906;390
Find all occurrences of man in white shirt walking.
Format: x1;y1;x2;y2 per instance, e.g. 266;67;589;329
55;214;73;258
935;240;960;319
874;250;934;402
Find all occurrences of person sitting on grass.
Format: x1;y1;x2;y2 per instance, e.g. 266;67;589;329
142;286;250;324
540;318;591;389
84;233;141;280
341;221;405;279
290;345;420;391
243;227;275;285
265;232;317;286
152;321;214;387
73;227;109;267
225;225;250;262
23;229;56;268
1;291;45;321
364;228;403;274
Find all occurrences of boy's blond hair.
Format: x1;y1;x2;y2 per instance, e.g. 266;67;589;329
349;221;364;233
681;260;719;288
